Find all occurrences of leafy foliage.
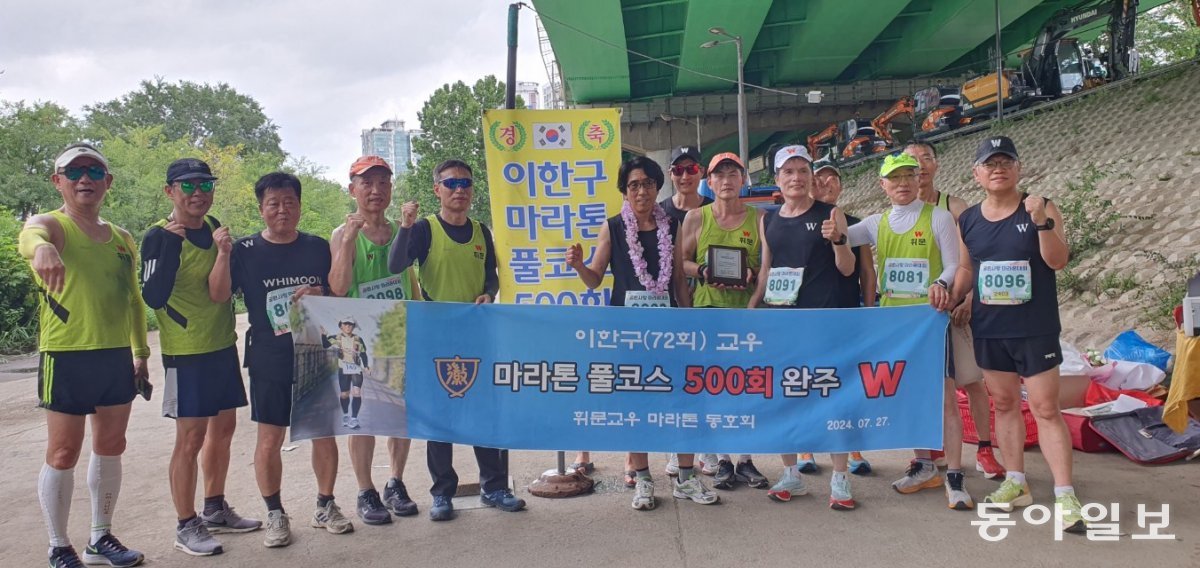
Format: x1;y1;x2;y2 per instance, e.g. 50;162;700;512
1136;0;1200;68
0;207;39;353
0;102;83;219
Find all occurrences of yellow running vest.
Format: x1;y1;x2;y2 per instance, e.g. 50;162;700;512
151;217;236;356
875;203;942;308
693;205;760;308
37;211;149;356
419;215;486;303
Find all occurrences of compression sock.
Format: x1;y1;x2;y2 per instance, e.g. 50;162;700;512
351;396;362;418
340;396;350;414
88;454;122;544
39;464;73;548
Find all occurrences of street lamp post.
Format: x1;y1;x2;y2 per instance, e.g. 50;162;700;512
702;27;747;170
659;113;702;153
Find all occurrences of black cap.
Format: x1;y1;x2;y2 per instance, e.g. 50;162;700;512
166;158;217;184
974;136;1019;165
670;146;702;166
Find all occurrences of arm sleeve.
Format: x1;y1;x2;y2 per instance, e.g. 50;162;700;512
123;231;150;359
138;226;184;309
357;338;369;367
481;224;500;298
847;214;880;248
932;210;960;283
388;219;431;273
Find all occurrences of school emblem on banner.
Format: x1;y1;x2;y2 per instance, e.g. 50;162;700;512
577;119;616;151
534;123;571;149
487;120;527;152
435;356;480;398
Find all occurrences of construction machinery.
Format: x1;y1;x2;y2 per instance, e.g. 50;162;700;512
913;86;972;139
805;123;839;163
840;118;879;161
870;96;915;148
961;0;1142;118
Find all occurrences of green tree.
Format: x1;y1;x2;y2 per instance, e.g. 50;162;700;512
405;76;521;225
1135;0;1200;67
0;101;83;219
0;206;39;353
85;78;284;158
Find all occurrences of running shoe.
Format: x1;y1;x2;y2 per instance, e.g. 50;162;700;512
175;516;223;556
697;454;720;476
829;474;856;510
263;510;291;548
929;450;947;468
712;459;736;490
892;460;942;494
984;479;1033;512
383;479;419;517
631;478;656;511
735;459;769;489
349;417;361;430
49;546;84;568
664;454;680;477
311;500;354;534
481;489;526;512
797;453;819;474
848;452;872;475
429;496;455;521
975;446;1006;480
945;471;975;511
357;489;392;525
1055;492;1088;534
342;415;350;428
767;467;807;502
201;501;262;533
672;476;719;504
82;533;144;567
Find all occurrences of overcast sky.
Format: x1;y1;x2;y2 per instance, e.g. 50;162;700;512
0;0;549;181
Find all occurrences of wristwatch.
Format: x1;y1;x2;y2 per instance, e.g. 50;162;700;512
933;279;949;289
832;234;848;246
1035;218;1055;231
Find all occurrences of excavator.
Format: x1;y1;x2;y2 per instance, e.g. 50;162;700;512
806;123;839;163
961;0;1143;118
913;86;972;139
839;96;914;160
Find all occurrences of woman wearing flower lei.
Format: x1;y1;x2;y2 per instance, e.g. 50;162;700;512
566;156;718;512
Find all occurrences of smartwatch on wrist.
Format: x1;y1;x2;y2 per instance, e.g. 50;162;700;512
1035;218;1055;231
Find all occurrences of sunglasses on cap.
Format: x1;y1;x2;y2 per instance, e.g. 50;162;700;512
438;177;473;191
670;164;700;176
177;180;215;195
60;165;107;181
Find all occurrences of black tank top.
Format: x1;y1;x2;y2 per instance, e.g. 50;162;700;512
763;201;842;309
607;215;679;307
959;195;1061;338
839;214;865;308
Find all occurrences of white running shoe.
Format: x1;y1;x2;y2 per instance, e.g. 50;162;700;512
263;510;291;548
311;500;354;534
767;467;808;502
697;454;720;476
672;476;719;504
632;478;656;510
664;454;680;477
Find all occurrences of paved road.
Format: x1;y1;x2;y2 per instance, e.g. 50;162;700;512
291;370;408;440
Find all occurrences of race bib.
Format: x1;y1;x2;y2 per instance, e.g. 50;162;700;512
763;267;804;306
358;275;407;300
265;285;301;336
882;258;930;299
339;361;362;374
978;260;1032;305
625;291;669;308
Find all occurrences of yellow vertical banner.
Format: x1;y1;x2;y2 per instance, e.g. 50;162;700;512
483;108;623;304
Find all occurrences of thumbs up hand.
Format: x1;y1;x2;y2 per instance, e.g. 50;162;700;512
821;206;847;244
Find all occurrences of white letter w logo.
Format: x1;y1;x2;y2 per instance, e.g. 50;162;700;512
1016;224;1029;233
806;222;817;231
991;139;1002;148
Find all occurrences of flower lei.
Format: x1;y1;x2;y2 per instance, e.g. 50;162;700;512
621;201;673;294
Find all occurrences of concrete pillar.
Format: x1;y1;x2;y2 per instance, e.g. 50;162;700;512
645;148;675;198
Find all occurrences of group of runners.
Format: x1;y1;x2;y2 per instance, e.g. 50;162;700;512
19;132;1083;567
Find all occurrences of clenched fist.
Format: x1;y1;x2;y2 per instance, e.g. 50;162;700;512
400;201;419;228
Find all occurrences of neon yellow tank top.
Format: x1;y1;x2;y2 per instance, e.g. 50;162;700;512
37;210;149;355
418;215;485;303
876;203;942;307
693;205;760;308
349;221;413;300
151;217;236;356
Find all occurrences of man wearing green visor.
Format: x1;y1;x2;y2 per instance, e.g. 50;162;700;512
843;153;974;510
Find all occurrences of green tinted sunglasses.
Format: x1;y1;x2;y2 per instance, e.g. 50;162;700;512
178;180;215;194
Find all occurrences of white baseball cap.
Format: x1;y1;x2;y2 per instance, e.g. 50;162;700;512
54;143;109;170
773;145;813;171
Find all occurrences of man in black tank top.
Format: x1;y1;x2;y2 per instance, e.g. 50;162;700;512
660;146;713;225
566;156;719;510
953;136;1086;533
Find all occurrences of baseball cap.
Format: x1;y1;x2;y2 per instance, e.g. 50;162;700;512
974;136;1019;165
670;146;702;165
338;315;358;327
773;145;813;171
813;157;840;177
349;155;393;179
707;152;744;173
879;153;920;177
166;158;217;184
54;143;109;170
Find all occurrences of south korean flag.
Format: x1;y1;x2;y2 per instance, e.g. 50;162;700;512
534;123;572;149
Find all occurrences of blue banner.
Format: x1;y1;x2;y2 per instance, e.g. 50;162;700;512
402;302;947;454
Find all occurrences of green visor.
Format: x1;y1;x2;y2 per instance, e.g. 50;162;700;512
879;153;920;177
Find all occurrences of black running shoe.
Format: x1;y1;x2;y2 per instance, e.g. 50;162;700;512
735;459;770;489
713;459;736;490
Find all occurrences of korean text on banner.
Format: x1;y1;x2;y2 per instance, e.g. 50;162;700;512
483;108;623;305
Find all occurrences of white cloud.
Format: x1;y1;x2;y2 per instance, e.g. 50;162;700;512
0;0;550;181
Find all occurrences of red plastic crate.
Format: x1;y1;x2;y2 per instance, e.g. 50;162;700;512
957;389;1038;448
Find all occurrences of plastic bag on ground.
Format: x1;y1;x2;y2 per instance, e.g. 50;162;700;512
1103;330;1172;371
